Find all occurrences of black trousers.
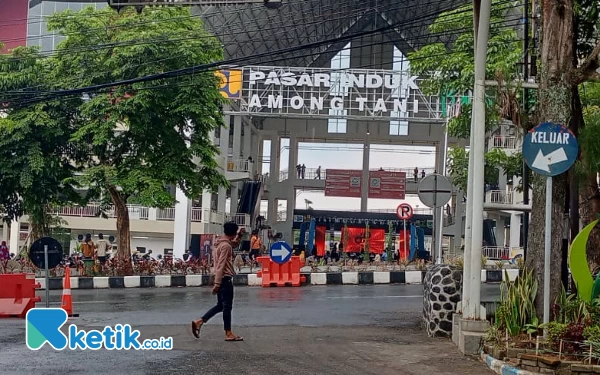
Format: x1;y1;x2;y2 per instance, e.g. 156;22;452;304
202;277;234;331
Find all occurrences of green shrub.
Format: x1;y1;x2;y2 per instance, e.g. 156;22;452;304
547;322;567;351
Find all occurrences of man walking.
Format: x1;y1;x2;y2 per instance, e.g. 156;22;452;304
192;222;245;342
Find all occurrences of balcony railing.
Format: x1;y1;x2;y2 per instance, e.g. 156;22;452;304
491;135;517;150
51;204;251;226
486;190;514;204
483;246;511;260
227;158;253;173
280;167;437;182
53;204;149;220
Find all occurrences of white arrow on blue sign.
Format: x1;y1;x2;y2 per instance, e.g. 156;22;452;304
522;122;578;177
269;241;293;264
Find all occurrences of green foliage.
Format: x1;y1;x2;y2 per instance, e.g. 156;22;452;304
446;146;523;193
408;0;521;96
1;7;229;254
446;101;500;139
494;268;538;337
579;106;600;179
547;321;568;351
584;325;600;343
0;47;85;234
570;220;598;302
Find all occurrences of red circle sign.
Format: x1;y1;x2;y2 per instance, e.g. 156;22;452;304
396;203;413;220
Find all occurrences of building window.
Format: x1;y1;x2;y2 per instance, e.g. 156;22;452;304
328;42;351;134
389;46;411;136
389;119;409;136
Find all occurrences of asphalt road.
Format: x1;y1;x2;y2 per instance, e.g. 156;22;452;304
0;285;498;375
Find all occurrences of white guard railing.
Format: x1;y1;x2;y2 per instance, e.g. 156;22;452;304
225;213;251;227
486;190;514;204
483;246;511;260
227;158;253;173
53;204;149;220
492;135;517;150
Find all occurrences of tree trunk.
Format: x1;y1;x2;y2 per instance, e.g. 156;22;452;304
526;0;575;318
107;185;131;259
580;172;600;272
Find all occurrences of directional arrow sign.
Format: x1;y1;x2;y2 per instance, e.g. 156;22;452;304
269;241;292;265
523;122;578;177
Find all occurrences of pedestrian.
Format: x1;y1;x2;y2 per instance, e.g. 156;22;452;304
249;229;262;265
315;166;321;179
0;241;9;261
95;233;110;265
81;234;95;276
421;169;425;179
191;222;245;342
301;164;306;179
413;167;418;183
296;164;301;178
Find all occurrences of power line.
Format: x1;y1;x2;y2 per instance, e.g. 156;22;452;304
2;4;522;105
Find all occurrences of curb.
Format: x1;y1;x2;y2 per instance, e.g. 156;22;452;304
33;269;520;290
480;352;538;375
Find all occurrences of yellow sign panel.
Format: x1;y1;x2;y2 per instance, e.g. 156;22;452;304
215;69;242;99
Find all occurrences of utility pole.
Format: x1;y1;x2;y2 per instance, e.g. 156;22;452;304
465;0;492;320
521;0;530;260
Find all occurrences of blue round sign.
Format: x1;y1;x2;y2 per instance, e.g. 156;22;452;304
269;241;292;265
522;122;578;177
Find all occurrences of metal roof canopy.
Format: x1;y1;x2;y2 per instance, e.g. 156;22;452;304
197;0;470;67
106;0;470;67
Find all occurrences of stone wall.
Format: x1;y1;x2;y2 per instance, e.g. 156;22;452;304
423;264;462;337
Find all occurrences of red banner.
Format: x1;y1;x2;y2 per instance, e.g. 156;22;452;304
368;228;385;254
341;227;385;254
398;229;410;260
325;169;362;197
368;170;406;199
325;169;406;199
315;226;326;257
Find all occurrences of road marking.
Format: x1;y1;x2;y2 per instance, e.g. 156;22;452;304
326;295;421;300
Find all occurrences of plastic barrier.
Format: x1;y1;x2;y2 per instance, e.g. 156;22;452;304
0;273;41;319
256;256;306;287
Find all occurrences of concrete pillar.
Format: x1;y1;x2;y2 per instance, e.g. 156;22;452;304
2;223;8;243
360;135;370;212
201;190;212;223
269;136;279;179
498;167;507;191
230;184;239;215
9;219;19;254
268;197;278;223
232;116;242;160
243;122;252;160
288;136;298;181
495;216;506;247
173;189;191;259
217;123;229;213
509;213;521;249
254;133;262;176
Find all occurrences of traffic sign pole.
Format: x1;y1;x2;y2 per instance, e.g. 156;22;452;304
544;176;552;328
403;219;407;260
522;122;579;334
44;245;49;308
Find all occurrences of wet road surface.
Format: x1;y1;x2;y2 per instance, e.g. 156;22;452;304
0;285;496;374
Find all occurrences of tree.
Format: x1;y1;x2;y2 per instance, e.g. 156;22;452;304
524;0;600;315
409;0;524;200
0;45;84;244
2;7;229;258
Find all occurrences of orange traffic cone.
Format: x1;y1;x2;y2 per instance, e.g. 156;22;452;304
61;267;78;317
